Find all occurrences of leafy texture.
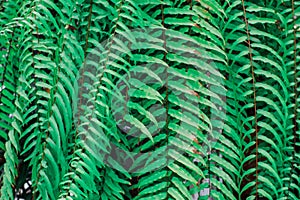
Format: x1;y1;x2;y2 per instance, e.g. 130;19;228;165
0;0;299;199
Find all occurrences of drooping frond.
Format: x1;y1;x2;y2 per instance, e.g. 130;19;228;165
0;0;299;200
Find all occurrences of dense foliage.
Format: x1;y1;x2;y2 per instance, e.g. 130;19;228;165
0;0;299;199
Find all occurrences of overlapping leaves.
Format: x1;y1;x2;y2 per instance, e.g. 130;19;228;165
0;0;299;199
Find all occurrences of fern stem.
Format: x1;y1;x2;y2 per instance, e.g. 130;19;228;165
240;0;259;198
78;0;93;123
31;0;43;198
33;0;69;197
161;3;171;196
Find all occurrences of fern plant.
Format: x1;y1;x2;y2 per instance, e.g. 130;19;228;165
0;0;299;199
